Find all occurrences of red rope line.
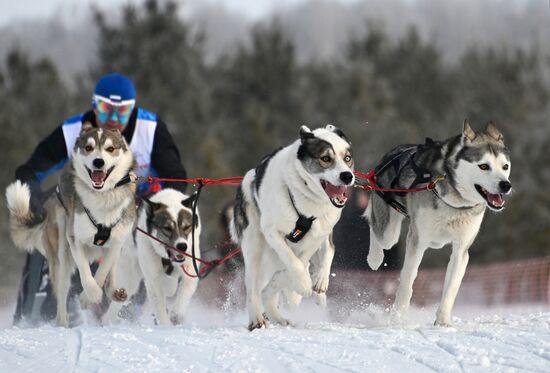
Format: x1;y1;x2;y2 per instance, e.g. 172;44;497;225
354;170;440;193
144;176;244;186
135;227;241;278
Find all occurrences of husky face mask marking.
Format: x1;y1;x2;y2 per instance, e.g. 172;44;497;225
146;197;197;263
298;125;355;208
455;121;512;211
73;123;132;191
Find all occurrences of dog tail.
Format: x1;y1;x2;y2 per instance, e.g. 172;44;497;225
5;180;46;253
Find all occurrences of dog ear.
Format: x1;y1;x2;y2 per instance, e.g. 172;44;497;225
81;121;95;134
299;125;314;143
462;119;477;143
141;196;164;213
181;193;198;209
105;127;122;136
485;121;504;142
326;124;350;144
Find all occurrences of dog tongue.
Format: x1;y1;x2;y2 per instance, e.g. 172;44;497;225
487;192;504;207
325;183;349;200
91;170;107;184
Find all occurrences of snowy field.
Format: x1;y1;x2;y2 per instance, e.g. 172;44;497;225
0;297;548;373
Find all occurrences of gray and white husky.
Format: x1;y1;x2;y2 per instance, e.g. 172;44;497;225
231;125;355;330
114;188;201;325
6;123;136;327
365;120;512;325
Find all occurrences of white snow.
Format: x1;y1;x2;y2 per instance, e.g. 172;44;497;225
0;297;548;373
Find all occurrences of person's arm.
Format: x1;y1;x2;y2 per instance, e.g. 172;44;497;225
14;125;68;222
15;125;69;187
150;119;188;193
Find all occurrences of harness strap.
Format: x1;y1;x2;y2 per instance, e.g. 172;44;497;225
83;206;122;246
285;190;316;243
373;139;440;217
56;186;68;214
161;257;174;275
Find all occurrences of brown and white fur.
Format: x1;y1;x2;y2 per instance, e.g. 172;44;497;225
6;123;136;327
114;189;201;325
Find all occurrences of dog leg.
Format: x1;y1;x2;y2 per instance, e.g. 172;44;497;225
241;230;267;331
55;243;73;327
171;264;199;325
263;230;312;297
69;239;103;307
262;271;291;326
100;244;127;303
367;200;404;270
138;240;170;325
310;236;335;304
436;244;470;326
394;227;425;312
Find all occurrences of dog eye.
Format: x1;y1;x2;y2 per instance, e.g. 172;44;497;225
85;145;93;152
182;225;191;231
478;164;490;171
344;155;352;163
320;156;332;163
105;146;115;153
503;164;509;171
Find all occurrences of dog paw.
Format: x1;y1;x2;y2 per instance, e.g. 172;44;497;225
248;317;267;331
367;248;385;270
81;283;103;307
312;275;329;294
434;317;453;327
314;292;327;307
111;288;128;302
170;312;184;325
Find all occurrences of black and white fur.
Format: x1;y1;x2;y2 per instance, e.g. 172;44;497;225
115;189;201;325
6;123;136;327
365;120;512;325
231;125;355;330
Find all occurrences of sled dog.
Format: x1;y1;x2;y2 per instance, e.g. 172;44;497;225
365;120;512;325
6;123;136;327
116;188;201;325
231;125;355;330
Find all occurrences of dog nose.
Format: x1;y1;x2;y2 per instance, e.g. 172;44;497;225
499;180;512;193
93;158;105;168
339;171;354;185
176;243;188;252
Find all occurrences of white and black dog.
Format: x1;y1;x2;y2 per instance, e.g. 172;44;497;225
365;120;512;325
115;188;201;325
6;123;135;327
231;125;355;330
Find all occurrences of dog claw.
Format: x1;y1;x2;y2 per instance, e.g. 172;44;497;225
248;319;267;331
112;288;128;302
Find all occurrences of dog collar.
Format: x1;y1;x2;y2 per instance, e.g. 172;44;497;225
286;190;316;243
114;172;137;188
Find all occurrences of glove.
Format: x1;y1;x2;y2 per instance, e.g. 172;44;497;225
28;183;46;225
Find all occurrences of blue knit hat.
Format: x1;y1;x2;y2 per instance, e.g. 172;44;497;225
94;73;136;104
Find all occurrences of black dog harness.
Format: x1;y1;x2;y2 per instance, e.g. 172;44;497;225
56;173;134;246
285;190;316;243
374;139;440;217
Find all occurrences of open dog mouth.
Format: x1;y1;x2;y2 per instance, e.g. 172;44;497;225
170;249;186;263
320;180;350;208
475;184;505;210
87;166;114;189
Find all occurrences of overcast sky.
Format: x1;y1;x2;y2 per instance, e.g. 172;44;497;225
0;0;360;26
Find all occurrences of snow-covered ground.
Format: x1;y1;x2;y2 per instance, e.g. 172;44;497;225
0;296;548;373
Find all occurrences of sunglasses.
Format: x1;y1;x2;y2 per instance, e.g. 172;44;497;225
94;96;135;125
